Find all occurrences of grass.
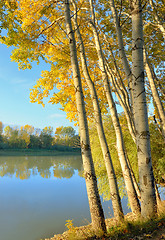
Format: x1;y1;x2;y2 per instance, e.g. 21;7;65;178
104;215;165;240
46;210;165;240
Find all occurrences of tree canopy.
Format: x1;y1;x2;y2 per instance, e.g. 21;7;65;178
1;0;164;129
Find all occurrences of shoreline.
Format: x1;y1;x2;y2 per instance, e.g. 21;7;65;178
44;202;165;240
0;149;81;156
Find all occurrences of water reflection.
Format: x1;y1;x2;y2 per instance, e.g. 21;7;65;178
0;155;89;240
0;155;164;240
0;155;83;180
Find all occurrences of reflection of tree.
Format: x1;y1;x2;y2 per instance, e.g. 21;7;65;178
0;157;31;179
53;164;74;179
16;170;31;180
0;155;83;180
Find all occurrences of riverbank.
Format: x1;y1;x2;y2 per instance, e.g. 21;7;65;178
44;202;165;240
0;148;81;156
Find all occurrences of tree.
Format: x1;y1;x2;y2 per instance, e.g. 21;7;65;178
3;126;13;139
72;0;124;220
88;0;140;215
3;126;26;148
54;126;79;147
0;121;3;134
29;134;41;149
64;0;106;232
20;125;34;148
39;126;53;149
149;118;165;184
131;0;157;218
143;48;165;140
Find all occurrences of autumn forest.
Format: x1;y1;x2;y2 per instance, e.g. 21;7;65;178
0;122;80;150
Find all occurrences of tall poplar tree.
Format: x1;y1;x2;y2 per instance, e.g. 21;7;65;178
89;0;141;215
72;0;124;220
131;0;157;218
64;0;106;232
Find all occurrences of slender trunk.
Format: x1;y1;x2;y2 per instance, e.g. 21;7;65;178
89;0;141;215
149;0;165;40
106;68;141;199
109;0;133;109
97;18;137;144
72;0;124;220
143;48;165;140
131;0;157;218
105;62;136;143
64;0;106;232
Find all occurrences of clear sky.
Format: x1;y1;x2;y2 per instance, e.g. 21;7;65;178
0;43;77;132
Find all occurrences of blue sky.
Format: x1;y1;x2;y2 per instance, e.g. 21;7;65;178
0;43;77;132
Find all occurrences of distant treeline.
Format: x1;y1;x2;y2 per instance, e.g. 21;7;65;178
0;123;80;151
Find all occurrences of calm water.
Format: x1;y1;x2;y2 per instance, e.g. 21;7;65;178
0;155;164;240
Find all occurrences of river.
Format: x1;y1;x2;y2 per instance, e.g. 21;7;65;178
0;154;164;240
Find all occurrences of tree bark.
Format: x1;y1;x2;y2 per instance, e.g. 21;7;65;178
89;0;141;216
105;61;136;143
109;0;133;109
72;0;124;220
143;47;165;140
131;0;157;218
64;0;106;232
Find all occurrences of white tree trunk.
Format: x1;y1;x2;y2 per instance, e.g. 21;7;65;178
105;67;141;199
105;62;136;143
72;0;124;220
89;0;141;215
131;0;157;218
97;13;137;144
64;0;106;232
105;64;141;199
109;0;133;109
143;47;165;140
